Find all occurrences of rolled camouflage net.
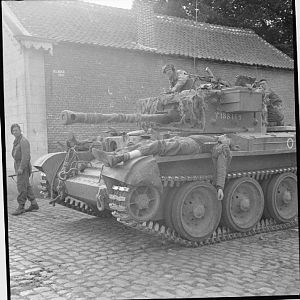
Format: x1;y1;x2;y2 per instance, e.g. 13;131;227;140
177;90;207;128
138;93;180;114
138;90;208;129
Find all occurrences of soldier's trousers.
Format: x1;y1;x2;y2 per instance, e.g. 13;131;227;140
139;137;201;156
16;168;35;205
268;107;284;125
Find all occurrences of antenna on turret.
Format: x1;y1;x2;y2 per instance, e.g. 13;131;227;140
193;0;198;73
255;64;262;81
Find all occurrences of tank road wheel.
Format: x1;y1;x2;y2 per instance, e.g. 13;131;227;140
164;187;179;230
126;185;161;222
221;177;264;232
265;173;298;223
171;182;221;242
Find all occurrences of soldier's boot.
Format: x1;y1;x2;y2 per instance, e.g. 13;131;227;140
92;149;141;167
11;204;25;216
92;149;129;167
110;150;141;166
25;199;39;212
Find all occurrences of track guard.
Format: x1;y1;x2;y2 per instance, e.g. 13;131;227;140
33;152;66;188
102;156;163;193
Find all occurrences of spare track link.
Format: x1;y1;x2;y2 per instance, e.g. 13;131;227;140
108;167;298;247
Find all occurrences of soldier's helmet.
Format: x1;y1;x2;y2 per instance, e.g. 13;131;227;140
162;64;175;74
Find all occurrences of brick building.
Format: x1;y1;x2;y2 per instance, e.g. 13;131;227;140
3;0;295;175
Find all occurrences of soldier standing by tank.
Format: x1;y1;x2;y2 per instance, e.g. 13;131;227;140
257;79;284;126
162;64;194;93
11;124;39;215
92;134;235;201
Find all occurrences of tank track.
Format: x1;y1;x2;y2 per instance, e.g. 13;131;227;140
40;174;112;218
55;197;112;218
107;167;298;247
40;191;112;218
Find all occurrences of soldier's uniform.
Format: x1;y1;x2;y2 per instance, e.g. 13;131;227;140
162;64;194;93
257;79;284;126
169;70;194;93
136;135;213;156
12;134;36;208
211;142;232;190
93;134;232;193
265;90;284;125
136;135;231;190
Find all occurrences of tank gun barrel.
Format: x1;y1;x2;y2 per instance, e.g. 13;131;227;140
61;110;177;125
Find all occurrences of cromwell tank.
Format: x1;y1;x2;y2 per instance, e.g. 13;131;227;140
34;82;297;246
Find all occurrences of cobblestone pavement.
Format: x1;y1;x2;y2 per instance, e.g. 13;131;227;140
7;198;299;299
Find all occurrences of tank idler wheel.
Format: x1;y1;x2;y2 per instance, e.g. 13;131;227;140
126;185;161;222
221;177;264;232
171;182;221;242
265;173;297;223
164;187;179;230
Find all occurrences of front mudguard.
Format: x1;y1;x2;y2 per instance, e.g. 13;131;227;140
102;155;163;194
33;152;66;189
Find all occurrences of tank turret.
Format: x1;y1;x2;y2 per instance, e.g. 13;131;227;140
61;87;264;135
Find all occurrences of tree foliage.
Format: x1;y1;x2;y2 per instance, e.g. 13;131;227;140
153;0;294;58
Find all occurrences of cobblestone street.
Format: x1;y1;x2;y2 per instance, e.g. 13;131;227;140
7;198;299;299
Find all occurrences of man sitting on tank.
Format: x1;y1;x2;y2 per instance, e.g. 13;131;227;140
162;64;194;93
92;134;236;201
257;79;284;126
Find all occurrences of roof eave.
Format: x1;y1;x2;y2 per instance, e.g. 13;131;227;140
2;2;30;36
56;39;294;70
14;35;57;44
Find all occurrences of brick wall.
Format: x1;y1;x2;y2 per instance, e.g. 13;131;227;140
44;42;295;152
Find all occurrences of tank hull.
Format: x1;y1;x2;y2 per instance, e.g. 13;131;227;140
101;149;297;219
34;131;297;245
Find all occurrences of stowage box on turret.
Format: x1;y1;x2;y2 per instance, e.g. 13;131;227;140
34;77;297;247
